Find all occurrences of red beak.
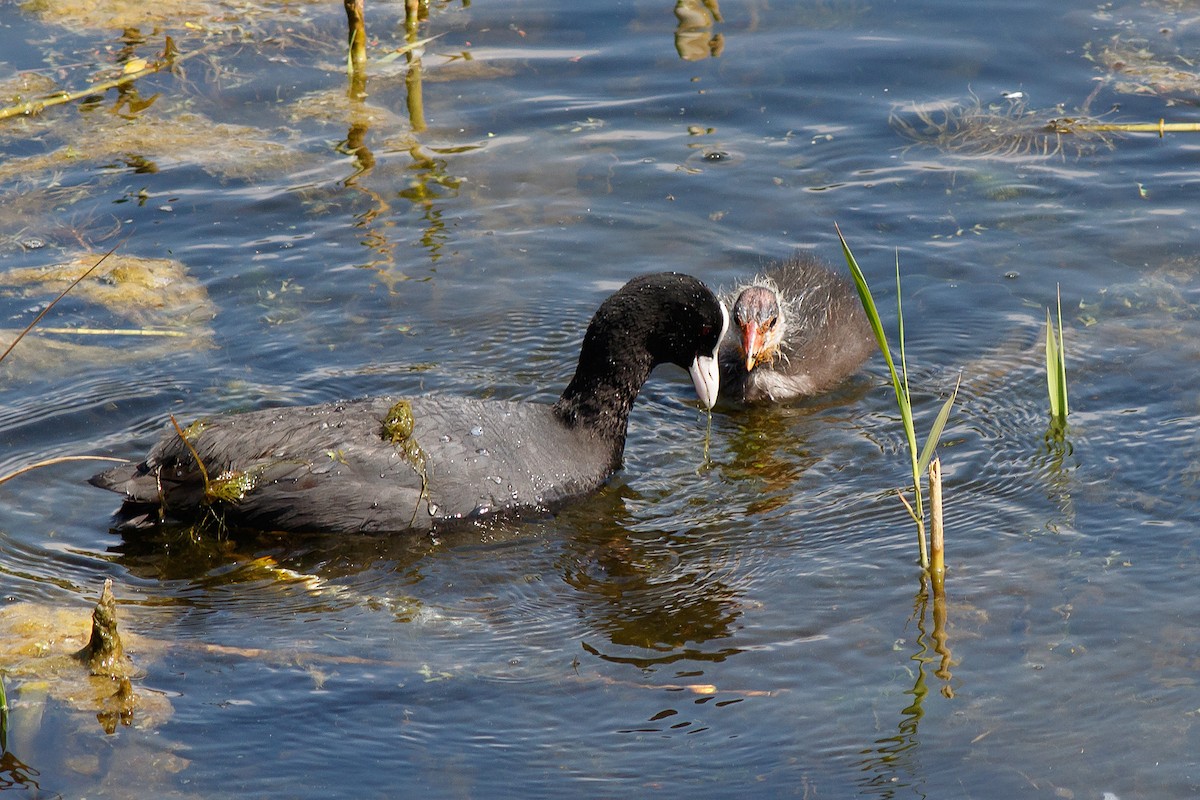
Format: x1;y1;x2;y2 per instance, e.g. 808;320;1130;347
741;323;764;372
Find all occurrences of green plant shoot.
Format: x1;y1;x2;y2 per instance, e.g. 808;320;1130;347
1046;285;1069;426
0;669;7;753
836;225;958;571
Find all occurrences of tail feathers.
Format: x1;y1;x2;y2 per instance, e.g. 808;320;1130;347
89;461;155;499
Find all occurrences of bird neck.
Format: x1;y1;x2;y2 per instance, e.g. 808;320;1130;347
553;324;654;449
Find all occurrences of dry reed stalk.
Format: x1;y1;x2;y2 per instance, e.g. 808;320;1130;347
929;457;945;590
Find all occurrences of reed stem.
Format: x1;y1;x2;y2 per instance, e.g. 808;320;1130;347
929;456;945;589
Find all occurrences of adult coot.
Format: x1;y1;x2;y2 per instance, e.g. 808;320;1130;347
91;272;729;534
719;253;875;403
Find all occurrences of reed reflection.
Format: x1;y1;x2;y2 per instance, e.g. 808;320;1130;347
857;573;956;796
674;0;724;60
338;0;468;277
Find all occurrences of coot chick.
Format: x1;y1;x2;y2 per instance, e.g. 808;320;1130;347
91;272;729;534
720;253;874;403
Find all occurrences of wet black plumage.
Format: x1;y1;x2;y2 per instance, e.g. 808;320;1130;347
91;272;729;534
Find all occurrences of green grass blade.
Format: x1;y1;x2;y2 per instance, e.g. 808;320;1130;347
838;225;892;364
838;225;918;468
1046;310;1062;419
894;258;918;471
1056;287;1068;418
918;374;960;474
838;225;927;568
1;669;7;753
1046;287;1069;424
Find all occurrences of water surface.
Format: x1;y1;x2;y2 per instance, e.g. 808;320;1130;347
0;0;1198;797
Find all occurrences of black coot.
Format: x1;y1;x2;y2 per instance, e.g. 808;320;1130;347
91;272;729;534
719;253;875;403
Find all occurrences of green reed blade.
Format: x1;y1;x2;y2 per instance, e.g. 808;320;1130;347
837;225;928;568
1;670;7;753
1046;286;1068;424
919;375;960;475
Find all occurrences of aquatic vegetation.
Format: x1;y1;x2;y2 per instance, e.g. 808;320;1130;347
0;252;216;378
205;468;265;505
73;580;130;680
1046;286;1069;433
0;580;172;736
838;227;957;573
181;419;208;443
167;416;272;522
0;36;190;122
0;253;214;329
1079;257;1200;327
0;250;132;484
890;94;1117;159
382;398;417;444
1087;34;1200;102
0;108;307;185
382;399;431;525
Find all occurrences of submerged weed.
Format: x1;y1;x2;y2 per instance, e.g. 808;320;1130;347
890;94;1116;160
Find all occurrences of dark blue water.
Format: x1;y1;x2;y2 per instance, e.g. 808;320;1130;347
0;0;1198;797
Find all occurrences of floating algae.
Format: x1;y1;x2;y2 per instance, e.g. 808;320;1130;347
382;399;431;524
0;253;213;329
0;580;172;736
204;467;269;506
73;579;130;680
890;94;1117;160
383;399;417;444
0;252;216;378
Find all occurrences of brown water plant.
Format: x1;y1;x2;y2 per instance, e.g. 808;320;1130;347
0;37;205;122
890;94;1118;159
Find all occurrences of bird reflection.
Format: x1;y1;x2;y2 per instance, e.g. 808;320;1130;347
720;384;871;516
557;485;745;667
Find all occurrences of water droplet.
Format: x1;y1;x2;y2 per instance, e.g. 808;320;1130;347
440;435;452;443
475;448;489;456
469;425;484;436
